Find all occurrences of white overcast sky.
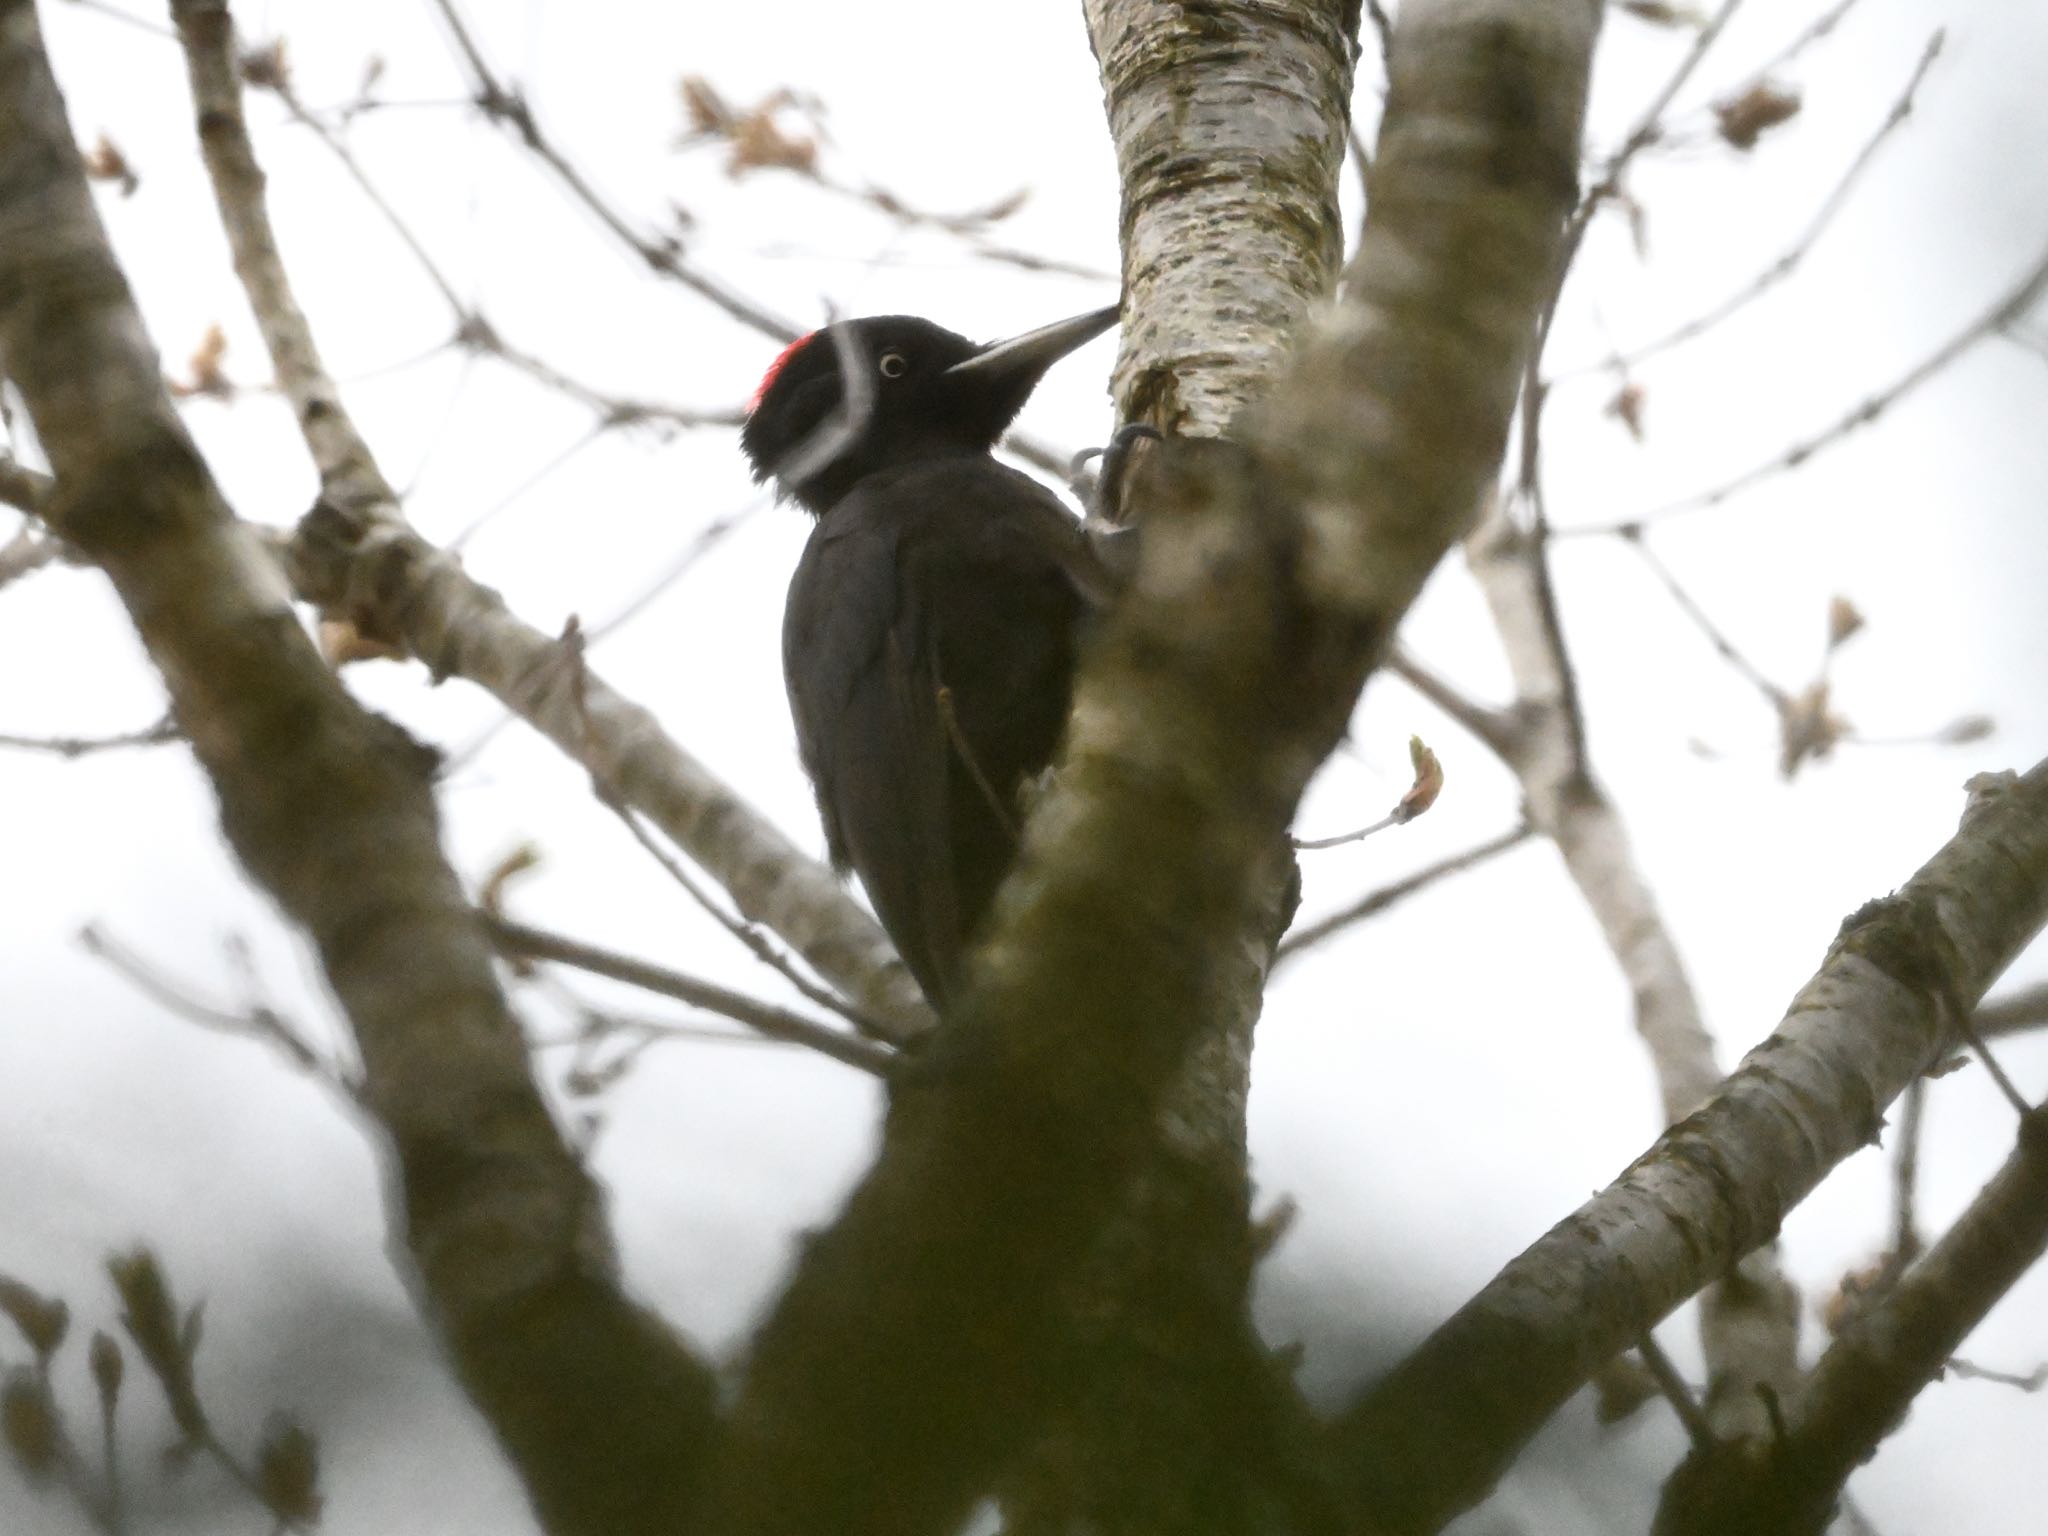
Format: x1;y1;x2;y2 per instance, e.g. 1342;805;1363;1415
4;2;2046;1533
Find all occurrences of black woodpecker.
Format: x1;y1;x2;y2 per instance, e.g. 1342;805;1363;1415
742;306;1120;1007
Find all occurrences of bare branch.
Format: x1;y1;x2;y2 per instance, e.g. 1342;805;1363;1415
1469;502;1805;1437
1;453;51;515
1945;1357;2047;1392
599;779;891;1040
77;923;341;1083
1572;241;2048;538
1978;980;2048;1039
1744;0;1867;83
486;916;893;1077
1574;30;1944;376
1339;757;2048;1534
0;718;177;757
1387;647;1523;757
426;0;797;339
1661;1097;2048;1533
1623;528;1789;706
1276;822;1533;963
1889;1077;1926;1274
1637;1330;1712;1447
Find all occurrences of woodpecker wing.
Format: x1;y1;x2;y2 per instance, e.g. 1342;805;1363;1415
782;457;1092;1005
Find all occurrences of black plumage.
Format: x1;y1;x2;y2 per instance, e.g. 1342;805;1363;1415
742;308;1118;1005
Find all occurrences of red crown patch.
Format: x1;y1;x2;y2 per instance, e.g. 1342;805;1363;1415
749;331;817;415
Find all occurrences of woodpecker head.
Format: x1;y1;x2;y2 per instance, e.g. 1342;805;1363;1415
741;305;1118;514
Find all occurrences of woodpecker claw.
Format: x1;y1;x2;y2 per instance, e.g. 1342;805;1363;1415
1093;422;1162;524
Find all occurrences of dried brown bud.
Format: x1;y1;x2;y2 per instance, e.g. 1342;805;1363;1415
1821;1255;1890;1334
90;1331;124;1406
1;1371;57;1479
106;1249;205;1439
1605;380;1648;441
725;110;817;178
1825;594;1865;650
1777;681;1847;779
169;324;233;400
1397;736;1444;822
480;844;543;917
239;38;292;94
0;1278;68;1359
1940;714;1996;746
1714;81;1802;151
1618;1;1708;25
680;75;733;136
258;1420;324;1526
82;133;139;197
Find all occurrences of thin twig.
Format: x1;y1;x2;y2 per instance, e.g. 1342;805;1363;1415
1945;1357;2047;1392
1;455;52;516
425;0;801;342
1276;823;1533;962
1514;382;1589;777
486;915;893;1076
0;718;179;757
445;423;607;551
421;0;1077;475
252;62;735;434
1745;0;1867;83
1506;3;1750;784
29;1354;124;1536
440;493;768;770
584;498;766;645
57;0;174;39
550;618;891;1037
1622;530;1788;707
1386;648;1521;756
1888;1077;1926;1276
1544;0;1748;359
1571;31;1943;377
1949;1002;2036;1120
77;924;346;1088
1570;241;2048;537
600;791;893;1040
1637;1331;1714;1447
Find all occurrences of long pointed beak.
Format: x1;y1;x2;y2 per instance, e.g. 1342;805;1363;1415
944;304;1120;387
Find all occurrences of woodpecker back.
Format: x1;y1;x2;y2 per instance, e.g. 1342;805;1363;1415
746;307;1117;1005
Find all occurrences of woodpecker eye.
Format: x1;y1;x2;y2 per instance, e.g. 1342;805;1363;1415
878;351;908;379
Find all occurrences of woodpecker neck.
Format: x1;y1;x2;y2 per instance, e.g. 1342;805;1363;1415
783;433;998;517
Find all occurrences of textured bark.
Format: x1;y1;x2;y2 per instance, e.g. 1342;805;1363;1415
4;7;716;1532
1465;508;1801;1438
705;2;1594;1532
1337;757;2048;1535
992;5;1363;1530
1086;0;1358;438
